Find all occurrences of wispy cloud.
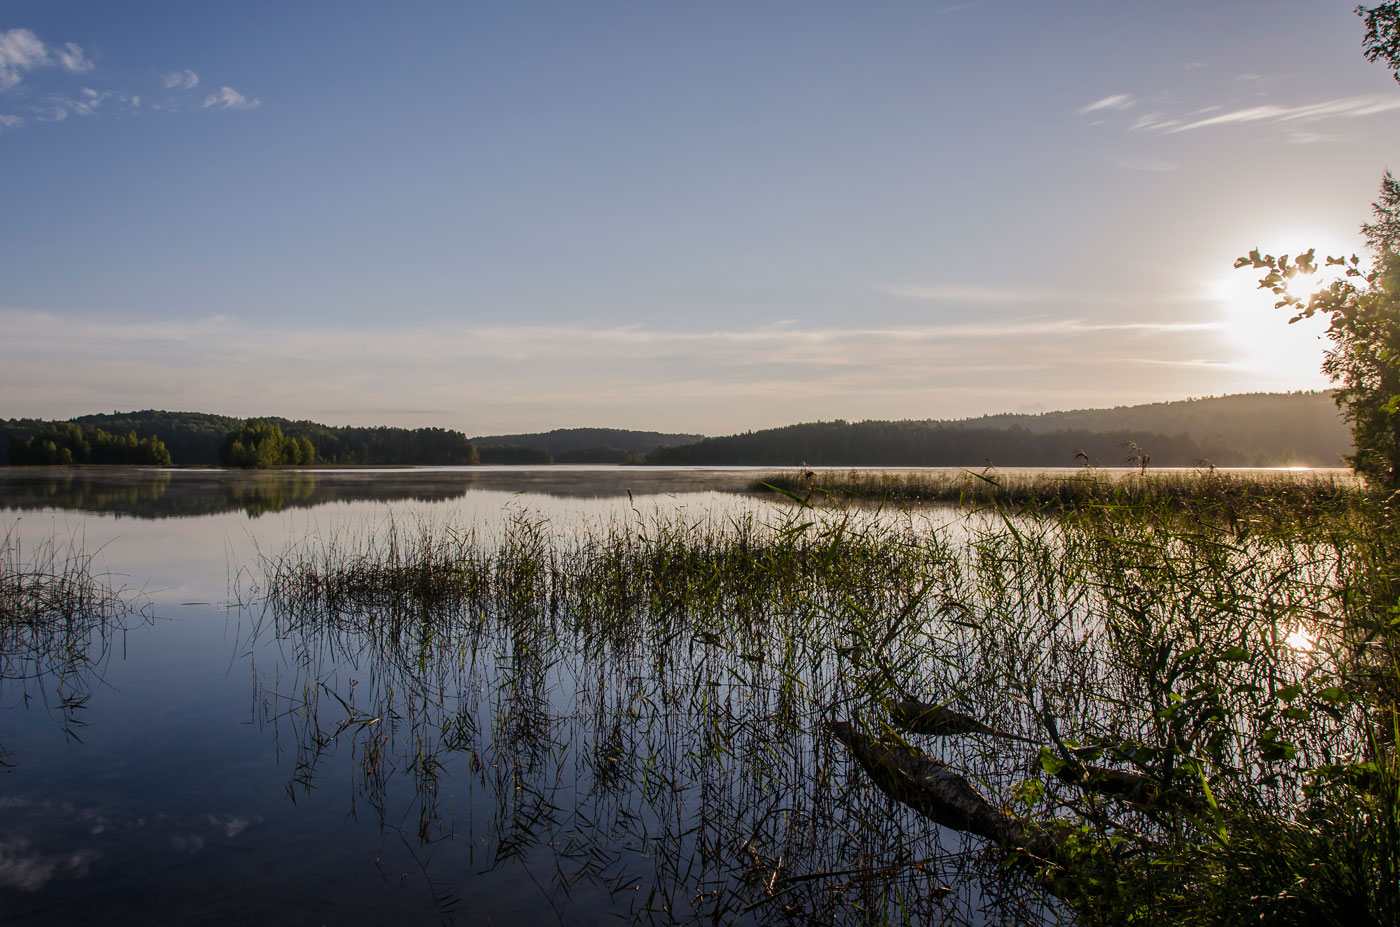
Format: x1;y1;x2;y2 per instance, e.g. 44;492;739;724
202;86;259;110
54;42;92;73
66;88;109;117
0;28;254;130
1078;93;1135;115
1165;94;1400;133
0;28;58;91
0;29;92;90
1087;92;1400;138
0;309;1251;433
163;69;198;90
1130;113;1181;132
1285;129;1351;145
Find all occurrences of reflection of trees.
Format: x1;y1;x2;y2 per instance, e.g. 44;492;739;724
248;513;1007;925
0;470;473;519
0;531;150;764
0;468;766;521
0;470;175;516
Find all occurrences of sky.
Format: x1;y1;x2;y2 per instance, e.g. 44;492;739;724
2;1;1399;436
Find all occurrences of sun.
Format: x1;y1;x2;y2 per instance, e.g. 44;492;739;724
1202;228;1362;382
1205;269;1330;378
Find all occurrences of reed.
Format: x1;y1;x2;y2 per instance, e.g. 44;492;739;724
756;467;1363;519
252;483;1397;925
1;525;148;761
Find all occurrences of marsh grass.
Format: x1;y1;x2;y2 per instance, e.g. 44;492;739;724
0;524;149;761
252;487;1397;925
757;467;1363;521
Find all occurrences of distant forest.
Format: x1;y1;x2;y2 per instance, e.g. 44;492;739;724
645;392;1351;468
0;392;1351;468
471;427;703;465
0;411;477;467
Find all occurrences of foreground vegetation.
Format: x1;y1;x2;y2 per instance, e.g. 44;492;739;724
248;470;1399;924
0;528;149;764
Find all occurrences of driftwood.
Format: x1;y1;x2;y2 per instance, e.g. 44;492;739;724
887;696;1038;744
828;720;1024;846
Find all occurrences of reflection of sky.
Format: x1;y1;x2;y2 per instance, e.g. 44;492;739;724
0;476;820;922
4;485;782;601
2;469;1011;923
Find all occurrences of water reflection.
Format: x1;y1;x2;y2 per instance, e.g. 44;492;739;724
0;467;770;520
240;512;1025;925
0;532;151;765
1284;623;1318;651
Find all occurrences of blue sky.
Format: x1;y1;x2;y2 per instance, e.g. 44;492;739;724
3;1;1398;435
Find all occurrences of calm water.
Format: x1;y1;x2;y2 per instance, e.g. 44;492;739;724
1;467;997;926
2;465;1347;925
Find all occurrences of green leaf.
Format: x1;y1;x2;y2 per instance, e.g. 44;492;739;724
1317;686;1350;704
1037;747;1068;776
1258;727;1298;762
1011;778;1045;809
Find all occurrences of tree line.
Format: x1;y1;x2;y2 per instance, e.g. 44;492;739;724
643;420;1260;468
1;412;478;467
5;422;172;466
965;391;1349;466
1;390;1355;469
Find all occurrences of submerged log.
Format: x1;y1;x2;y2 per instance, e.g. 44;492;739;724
887;698;1183;810
1049;761;1165;808
828;720;1023;845
887;696;1037;744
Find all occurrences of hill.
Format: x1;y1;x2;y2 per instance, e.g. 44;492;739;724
647;392;1351;468
962;392;1348;465
2;393;1352;469
471;427;704;464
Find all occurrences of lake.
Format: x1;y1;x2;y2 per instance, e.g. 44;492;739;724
4;465;1352;925
4;466;1026;926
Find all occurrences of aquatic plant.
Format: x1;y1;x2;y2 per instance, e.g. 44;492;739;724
250;482;1397;924
755;466;1362;520
0;525;149;762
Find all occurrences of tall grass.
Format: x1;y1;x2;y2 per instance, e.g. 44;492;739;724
250;483;1399;925
1;525;148;762
757;467;1362;519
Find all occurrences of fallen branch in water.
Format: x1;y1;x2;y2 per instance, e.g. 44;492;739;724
1044;755;1168;810
828;720;1023;845
887;696;1039;745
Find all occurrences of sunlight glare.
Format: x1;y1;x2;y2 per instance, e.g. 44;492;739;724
1200;225;1363;382
1205;268;1331;380
1284;623;1317;652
